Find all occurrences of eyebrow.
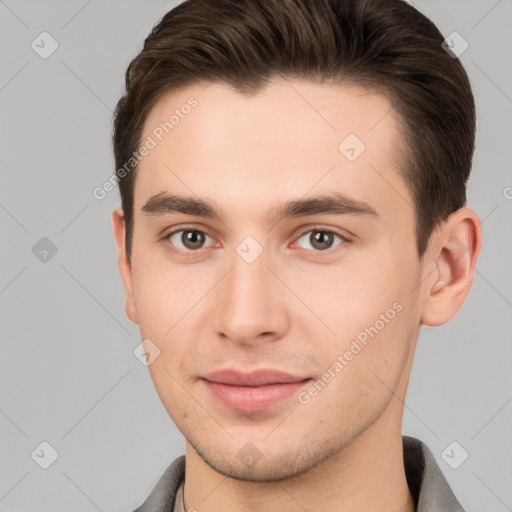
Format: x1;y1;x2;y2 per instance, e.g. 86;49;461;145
141;191;379;222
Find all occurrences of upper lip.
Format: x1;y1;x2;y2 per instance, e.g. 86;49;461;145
203;369;309;386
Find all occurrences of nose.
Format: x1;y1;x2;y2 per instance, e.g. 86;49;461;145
212;244;290;347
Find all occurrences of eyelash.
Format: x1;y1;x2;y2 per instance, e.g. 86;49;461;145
161;225;350;257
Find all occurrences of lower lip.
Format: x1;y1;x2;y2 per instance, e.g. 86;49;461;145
203;379;311;413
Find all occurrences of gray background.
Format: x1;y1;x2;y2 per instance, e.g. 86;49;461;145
0;0;511;510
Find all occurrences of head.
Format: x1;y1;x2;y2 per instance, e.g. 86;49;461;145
112;0;481;481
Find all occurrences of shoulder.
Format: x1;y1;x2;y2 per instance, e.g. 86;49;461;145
403;435;465;512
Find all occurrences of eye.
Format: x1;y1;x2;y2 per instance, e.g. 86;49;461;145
295;228;347;252
163;226;349;255
166;228;215;252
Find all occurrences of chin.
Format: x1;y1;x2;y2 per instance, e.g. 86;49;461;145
187;433;349;483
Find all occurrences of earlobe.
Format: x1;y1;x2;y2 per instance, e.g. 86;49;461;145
421;207;482;326
111;207;139;324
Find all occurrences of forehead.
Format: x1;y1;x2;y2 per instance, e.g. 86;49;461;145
133;79;412;224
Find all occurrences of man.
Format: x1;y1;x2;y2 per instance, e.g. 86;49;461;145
111;0;481;510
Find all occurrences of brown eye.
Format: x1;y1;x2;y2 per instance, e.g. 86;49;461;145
296;229;346;251
167;229;212;251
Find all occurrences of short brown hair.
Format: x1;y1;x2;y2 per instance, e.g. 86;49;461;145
112;0;475;261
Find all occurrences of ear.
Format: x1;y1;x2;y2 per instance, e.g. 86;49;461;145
112;207;138;324
420;207;482;326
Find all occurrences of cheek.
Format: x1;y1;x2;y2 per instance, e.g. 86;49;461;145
298;299;415;432
299;251;417;396
298;251;414;345
131;257;216;394
130;251;212;337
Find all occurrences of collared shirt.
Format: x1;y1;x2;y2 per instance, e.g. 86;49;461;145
133;436;465;511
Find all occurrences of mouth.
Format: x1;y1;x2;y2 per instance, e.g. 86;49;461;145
201;368;312;413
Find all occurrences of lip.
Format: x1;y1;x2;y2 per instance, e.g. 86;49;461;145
204;368;308;386
202;369;311;412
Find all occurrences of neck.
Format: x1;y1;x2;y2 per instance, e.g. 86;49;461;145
183;406;415;512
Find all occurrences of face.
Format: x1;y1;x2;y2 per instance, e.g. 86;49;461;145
117;79;425;481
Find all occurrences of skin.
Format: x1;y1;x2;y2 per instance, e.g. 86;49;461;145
112;79;482;512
